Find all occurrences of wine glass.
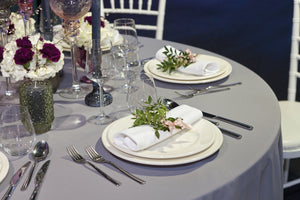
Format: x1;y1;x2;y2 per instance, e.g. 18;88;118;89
18;0;33;36
85;39;113;125
0;0;19;102
127;73;157;113
49;0;92;99
0;104;36;156
113;18;141;93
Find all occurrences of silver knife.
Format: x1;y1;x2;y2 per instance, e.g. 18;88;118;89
1;161;31;200
202;111;253;130
29;160;50;200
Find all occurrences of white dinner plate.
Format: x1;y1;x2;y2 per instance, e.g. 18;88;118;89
105;116;216;159
148;55;229;81
144;56;232;84
0;151;9;183
102;118;223;166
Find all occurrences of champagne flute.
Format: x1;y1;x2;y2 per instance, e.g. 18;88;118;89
18;0;33;36
85;39;112;125
49;0;92;99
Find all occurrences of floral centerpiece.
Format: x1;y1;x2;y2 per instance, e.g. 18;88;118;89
0;33;64;134
76;12;121;50
0;33;64;81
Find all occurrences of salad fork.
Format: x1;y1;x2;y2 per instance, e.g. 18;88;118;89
85;146;146;184
66;145;121;186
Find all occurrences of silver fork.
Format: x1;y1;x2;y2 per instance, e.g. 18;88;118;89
66;145;121;186
85;146;146;184
175;87;230;98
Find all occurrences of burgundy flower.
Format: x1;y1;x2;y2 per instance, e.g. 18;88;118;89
7;24;15;35
84;16;92;25
14;48;34;65
16;36;32;48
101;20;105;28
39;43;61;62
0;46;4;62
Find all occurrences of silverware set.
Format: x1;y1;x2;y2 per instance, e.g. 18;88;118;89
175;82;242;98
66;145;146;186
1;160;51;200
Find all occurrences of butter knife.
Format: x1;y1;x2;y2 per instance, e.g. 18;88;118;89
202;111;253;130
29;160;50;200
1;161;31;200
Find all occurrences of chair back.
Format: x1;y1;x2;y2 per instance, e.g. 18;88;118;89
100;0;166;40
289;0;300;101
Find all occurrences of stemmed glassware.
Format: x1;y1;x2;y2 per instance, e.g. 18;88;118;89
85;39;113;125
18;0;33;36
0;0;18;102
113;18;140;93
49;0;92;99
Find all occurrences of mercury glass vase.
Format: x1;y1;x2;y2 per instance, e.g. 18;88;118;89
19;79;54;134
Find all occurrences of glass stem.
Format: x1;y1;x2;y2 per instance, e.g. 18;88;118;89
98;83;105;118
70;41;80;91
5;77;13;96
23;19;27;36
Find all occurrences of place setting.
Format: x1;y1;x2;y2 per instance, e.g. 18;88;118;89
143;45;233;84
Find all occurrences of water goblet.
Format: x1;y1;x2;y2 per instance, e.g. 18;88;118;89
49;0;92;99
18;0;33;36
0;105;36;156
85;39;113;125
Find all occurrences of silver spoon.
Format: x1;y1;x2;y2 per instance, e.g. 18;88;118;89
21;140;49;191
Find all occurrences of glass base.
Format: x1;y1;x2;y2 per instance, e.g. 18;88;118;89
0;93;19;104
59;85;91;99
88;114;113;125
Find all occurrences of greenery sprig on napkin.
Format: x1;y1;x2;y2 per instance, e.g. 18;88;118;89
157;46;197;74
131;97;184;139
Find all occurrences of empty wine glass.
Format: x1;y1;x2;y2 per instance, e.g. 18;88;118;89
85;39;113;125
127;73;157;113
49;0;92;99
0;104;36;156
18;0;33;36
113;18;141;93
0;0;19;102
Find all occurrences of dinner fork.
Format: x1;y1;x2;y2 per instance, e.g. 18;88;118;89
85;146;146;184
175;87;230;98
66;145;121;186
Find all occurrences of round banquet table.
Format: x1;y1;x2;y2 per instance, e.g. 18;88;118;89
0;37;283;200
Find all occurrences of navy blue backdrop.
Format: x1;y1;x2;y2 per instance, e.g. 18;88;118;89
162;0;293;101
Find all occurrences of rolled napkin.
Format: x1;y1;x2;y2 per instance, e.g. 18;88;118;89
113;105;203;151
155;45;220;76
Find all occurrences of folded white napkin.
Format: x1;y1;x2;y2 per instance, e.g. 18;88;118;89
113;105;203;151
155;45;220;76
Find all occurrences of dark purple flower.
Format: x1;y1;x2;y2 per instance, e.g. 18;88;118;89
84;16;92;25
0;46;4;62
7;24;15;35
39;43;61;62
101;20;105;28
16;36;32;48
14;48;34;65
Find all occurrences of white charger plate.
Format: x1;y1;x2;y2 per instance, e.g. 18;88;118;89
144;56;232;84
102;118;223;166
0;151;9;183
105;116;216;159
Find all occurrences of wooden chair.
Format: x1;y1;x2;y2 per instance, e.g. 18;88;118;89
279;0;300;189
100;0;167;40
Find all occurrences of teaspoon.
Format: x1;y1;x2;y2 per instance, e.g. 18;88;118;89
21;140;49;191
